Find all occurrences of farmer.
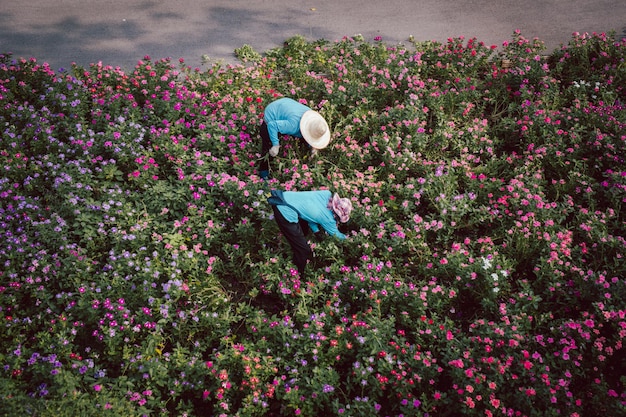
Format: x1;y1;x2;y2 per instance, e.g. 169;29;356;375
267;189;352;276
259;97;331;180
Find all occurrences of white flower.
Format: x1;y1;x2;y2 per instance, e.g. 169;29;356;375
481;257;492;270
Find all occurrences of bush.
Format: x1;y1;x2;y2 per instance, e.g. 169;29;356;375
1;31;625;416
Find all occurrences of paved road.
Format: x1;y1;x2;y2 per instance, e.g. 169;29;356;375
1;0;625;72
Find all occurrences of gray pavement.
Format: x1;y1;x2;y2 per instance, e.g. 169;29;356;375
1;0;625;72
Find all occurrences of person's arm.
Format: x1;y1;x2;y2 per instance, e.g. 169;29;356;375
266;121;281;146
321;220;347;240
307;221;321;234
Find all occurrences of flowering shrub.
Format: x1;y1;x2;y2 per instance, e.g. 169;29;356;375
1;30;625;416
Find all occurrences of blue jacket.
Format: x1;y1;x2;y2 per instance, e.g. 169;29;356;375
263;98;311;145
276;190;347;239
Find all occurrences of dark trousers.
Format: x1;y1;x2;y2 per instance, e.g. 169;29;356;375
259;122;272;173
271;205;312;275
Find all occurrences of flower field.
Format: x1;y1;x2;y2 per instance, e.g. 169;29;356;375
1;31;625;416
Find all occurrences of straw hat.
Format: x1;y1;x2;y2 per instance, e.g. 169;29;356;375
330;193;352;223
299;110;330;149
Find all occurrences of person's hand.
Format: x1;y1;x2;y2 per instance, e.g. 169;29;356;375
269;145;280;157
310;148;318;157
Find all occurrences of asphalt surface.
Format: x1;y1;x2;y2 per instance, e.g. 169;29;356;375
1;0;625;72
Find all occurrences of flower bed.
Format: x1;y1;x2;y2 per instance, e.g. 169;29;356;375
1;30;625;416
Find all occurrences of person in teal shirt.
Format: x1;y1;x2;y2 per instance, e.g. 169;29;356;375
268;189;352;275
259;97;331;179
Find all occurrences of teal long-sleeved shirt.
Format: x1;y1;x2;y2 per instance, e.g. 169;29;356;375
276;190;347;239
263;98;311;145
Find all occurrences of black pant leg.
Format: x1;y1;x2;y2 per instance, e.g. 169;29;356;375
259;121;271;173
271;206;312;275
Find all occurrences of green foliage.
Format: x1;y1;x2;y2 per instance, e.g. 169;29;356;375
234;44;262;63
